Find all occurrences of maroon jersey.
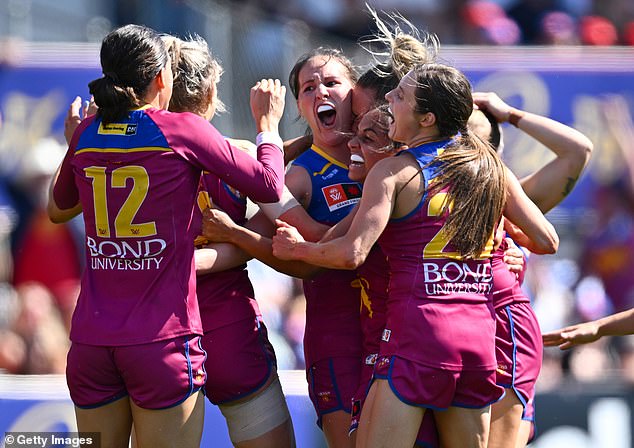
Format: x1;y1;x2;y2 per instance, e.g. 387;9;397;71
355;244;389;362
54;107;283;345
491;239;530;310
378;140;497;371
194;168;261;332
292;145;363;368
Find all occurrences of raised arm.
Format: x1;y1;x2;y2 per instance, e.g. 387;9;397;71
47;117;92;223
474;91;593;213
502;167;559;254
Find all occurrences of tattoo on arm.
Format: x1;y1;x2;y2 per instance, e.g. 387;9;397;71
563;176;578;197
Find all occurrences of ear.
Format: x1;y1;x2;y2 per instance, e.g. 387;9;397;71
155;67;167;90
418;111;436;128
296;98;302;118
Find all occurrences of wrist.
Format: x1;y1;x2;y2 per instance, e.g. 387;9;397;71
294;241;312;262
508;108;525;128
256;131;284;152
256;117;280;134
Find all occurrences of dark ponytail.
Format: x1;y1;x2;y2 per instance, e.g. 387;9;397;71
89;24;168;123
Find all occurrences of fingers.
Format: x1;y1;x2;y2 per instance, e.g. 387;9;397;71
542;327;579;350
275;219;291;228
67;96;82;119
251;78;285;94
86;96;98;116
64;96;84;144
542;331;564;346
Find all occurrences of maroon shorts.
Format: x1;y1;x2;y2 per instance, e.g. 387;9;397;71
415;411;440;448
202;317;276;404
350;353;378;433
350;354;439;447
307;356;361;428
373;355;504;410
67;335;206;409
495;303;542;422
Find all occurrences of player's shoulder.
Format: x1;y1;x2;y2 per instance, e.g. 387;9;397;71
147;108;208;126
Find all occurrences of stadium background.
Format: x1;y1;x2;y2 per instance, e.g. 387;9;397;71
0;0;633;446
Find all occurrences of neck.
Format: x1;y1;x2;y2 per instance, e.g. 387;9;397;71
407;133;443;148
312;136;351;164
142;83;163;110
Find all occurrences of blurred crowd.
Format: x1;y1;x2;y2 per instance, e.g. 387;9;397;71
245;0;634;46
1;102;634;391
0;1;633;393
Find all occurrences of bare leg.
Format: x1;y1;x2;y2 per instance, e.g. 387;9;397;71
235;419;296;448
75;396;132;448
515;419;533;448
131;391;204;448
488;391;524;448
356;379;423;448
355;380;378;448
322;410;354;448
435;405;490;448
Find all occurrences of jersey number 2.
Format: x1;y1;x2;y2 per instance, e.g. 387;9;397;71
423;191;493;260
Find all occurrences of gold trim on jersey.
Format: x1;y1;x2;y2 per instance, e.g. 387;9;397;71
75;146;172;155
310;144;349;172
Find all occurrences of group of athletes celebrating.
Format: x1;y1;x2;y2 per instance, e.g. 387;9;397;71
48;8;601;448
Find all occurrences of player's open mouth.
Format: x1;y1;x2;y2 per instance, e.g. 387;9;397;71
317;103;337;128
386;107;394;124
350;153;365;167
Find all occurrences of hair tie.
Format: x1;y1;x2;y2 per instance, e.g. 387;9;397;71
103;71;121;85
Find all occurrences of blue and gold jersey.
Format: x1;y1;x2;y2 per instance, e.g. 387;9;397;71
292;145;362;225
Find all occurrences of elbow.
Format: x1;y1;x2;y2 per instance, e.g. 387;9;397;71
46;203;65;224
254;181;284;204
576;137;593;166
536;232;559;255
339;249;366;270
47;200;80;224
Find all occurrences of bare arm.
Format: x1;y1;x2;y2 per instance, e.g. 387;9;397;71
503;167;559;254
195;243;251;275
283;134;312;165
543;308;634;350
272;157;398;269
320;205;358;242
47;148;82;223
276;165;331;242
202;208;320;279
474;92;592;213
